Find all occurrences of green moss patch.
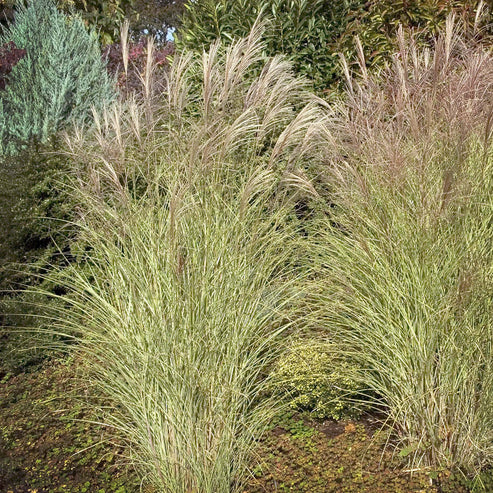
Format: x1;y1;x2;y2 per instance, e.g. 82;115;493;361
0;353;141;493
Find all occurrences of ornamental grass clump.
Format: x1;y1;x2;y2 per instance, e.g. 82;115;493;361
38;27;323;492
311;18;493;475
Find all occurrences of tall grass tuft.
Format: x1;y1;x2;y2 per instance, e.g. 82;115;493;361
312;18;493;474
38;26;322;492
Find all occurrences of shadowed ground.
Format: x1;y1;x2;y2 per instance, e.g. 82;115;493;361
1;336;484;493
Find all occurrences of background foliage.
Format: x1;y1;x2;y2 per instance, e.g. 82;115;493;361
343;0;492;68
0;141;73;269
178;0;490;92
177;0;365;92
57;0;185;44
103;36;174;97
0;0;110;362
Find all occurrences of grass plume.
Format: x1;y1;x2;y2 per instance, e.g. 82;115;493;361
311;18;493;475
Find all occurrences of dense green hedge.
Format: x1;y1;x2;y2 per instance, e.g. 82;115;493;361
177;0;490;92
177;0;364;92
343;0;491;69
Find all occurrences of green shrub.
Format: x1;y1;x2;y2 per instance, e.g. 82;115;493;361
0;139;77;373
343;0;490;69
58;0;186;45
0;0;111;305
177;0;364;92
58;0;130;45
0;0;115;155
178;0;491;91
0;140;74;268
271;340;366;420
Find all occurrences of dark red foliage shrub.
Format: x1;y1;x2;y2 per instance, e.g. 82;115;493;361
0;41;26;90
103;39;174;97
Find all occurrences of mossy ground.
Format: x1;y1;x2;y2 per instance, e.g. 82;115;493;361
0;341;141;493
0;334;489;493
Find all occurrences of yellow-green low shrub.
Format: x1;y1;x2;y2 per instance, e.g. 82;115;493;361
271;340;366;420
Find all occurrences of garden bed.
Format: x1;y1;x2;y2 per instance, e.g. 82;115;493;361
1;349;482;493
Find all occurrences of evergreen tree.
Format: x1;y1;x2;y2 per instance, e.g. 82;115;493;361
0;0;115;155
